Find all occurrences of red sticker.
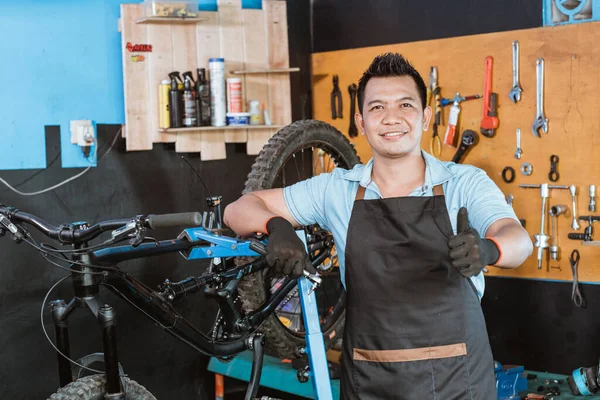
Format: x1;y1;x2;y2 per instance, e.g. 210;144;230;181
126;42;153;52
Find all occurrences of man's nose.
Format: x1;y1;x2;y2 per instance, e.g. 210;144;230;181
382;109;405;125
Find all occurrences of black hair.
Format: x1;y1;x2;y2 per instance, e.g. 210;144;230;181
357;52;427;113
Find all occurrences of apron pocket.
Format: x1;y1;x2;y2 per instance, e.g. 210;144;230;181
351;343;471;400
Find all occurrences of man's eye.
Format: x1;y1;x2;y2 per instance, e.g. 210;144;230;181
401;103;412;108
370;105;383;111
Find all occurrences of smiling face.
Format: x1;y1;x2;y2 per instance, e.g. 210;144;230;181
356;75;432;160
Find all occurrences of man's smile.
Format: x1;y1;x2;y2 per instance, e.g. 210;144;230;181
380;131;409;139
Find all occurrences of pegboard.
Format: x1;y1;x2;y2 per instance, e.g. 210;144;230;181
311;21;600;283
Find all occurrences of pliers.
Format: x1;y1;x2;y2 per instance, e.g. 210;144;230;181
428;67;441;157
331;75;343;119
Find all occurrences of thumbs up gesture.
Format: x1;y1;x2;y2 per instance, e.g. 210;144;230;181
448;207;501;278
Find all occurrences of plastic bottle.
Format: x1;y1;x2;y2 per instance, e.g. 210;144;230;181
197;68;211;126
209;58;226;127
159;79;170;129
226;77;243;113
168;72;183;128
249;100;261;125
183;74;197;127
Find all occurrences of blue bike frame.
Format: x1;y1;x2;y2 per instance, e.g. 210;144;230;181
181;227;334;399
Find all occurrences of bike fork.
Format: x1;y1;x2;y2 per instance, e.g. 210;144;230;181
49;299;76;387
97;303;123;397
50;297;124;397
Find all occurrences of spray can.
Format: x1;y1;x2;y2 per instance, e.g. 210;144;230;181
226;78;243;113
443;99;460;147
209;58;226;127
159;79;170;129
168;72;183;128
182;74;197;127
197;68;211;126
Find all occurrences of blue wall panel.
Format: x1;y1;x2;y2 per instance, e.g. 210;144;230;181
0;1;137;170
0;0;262;171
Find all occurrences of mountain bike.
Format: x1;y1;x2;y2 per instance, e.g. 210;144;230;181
0;120;360;399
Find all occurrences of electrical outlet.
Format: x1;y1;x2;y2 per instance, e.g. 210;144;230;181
69;120;96;159
70;120;93;144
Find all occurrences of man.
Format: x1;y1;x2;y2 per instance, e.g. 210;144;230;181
224;53;533;399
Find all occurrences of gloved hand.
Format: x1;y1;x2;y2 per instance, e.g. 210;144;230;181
265;217;316;278
448;207;500;278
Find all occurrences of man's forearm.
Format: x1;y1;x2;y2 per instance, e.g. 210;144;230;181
223;194;278;237
488;223;533;268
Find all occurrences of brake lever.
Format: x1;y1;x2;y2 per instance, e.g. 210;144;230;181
110;216;147;247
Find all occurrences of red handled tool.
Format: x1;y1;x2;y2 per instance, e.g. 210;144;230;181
480;56;499;138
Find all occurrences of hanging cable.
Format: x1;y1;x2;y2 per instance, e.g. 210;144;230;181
0;125;122;196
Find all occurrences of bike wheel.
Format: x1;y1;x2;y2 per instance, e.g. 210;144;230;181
47;374;156;400
237;119;361;359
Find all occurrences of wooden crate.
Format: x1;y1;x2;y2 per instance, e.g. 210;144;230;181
119;0;294;160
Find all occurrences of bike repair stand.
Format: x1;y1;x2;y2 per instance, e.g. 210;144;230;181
298;275;334;399
208;232;336;399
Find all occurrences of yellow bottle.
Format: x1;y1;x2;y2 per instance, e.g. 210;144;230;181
159;79;170;129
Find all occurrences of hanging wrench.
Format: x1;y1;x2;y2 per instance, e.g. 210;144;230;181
531;58;549;137
508;41;523;103
480;56;499;138
514;128;522;159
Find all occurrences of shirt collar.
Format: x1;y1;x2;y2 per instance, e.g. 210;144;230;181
342;150;455;189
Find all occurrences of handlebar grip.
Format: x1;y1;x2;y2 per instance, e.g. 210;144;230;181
146;212;202;229
568;233;587;240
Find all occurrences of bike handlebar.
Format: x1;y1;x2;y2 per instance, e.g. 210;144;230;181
0;206;203;245
146;212;202;229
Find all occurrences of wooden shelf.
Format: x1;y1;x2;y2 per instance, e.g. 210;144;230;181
230;67;300;75
136;16;209;24
161;125;284;133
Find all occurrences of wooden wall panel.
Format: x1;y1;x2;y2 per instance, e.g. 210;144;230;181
311;21;600;282
265;0;292;126
172;24;200;153
147;23;174;143
219;0;247;144
120;2;292;159
242;8;271;155
197;11;227;161
121;4;152;151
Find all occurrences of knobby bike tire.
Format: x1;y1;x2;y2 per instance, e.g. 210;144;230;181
47;374;156;400
236;119;361;359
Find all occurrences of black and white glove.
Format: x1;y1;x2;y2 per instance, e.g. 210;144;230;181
448;207;500;278
265;217;316;278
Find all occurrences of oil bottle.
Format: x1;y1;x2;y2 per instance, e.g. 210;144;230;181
168;72;183;128
182;71;197;127
197;68;211;126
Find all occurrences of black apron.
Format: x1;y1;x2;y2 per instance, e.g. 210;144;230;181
340;184;497;400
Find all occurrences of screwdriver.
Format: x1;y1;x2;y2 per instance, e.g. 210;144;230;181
441;94;481;107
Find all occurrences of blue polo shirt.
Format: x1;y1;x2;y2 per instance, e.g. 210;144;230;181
283;150;519;299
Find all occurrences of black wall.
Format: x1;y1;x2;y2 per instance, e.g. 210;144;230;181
312;0;599;376
312;0;543;53
0;1;312;398
0;126;253;399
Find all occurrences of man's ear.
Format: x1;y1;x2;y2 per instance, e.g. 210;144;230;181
422;105;433;131
356;112;365;135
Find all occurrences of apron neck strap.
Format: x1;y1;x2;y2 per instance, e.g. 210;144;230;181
355;185;366;200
